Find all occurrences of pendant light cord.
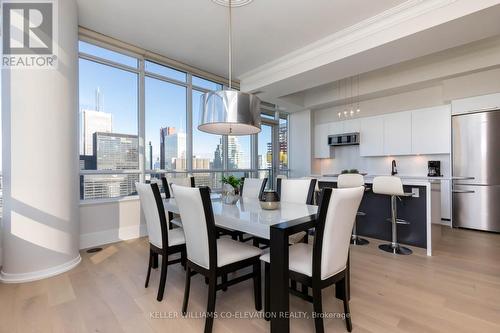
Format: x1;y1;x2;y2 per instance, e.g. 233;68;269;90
228;0;232;90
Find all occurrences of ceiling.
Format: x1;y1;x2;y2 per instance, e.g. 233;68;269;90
76;0;405;78
77;0;500;112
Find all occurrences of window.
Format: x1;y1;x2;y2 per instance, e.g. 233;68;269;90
258;124;273;182
145;60;186;82
279;114;289;171
78;39;290;200
145;77;187;171
78;56;139;200
79;41;137;68
228;135;251;170
192;76;223;91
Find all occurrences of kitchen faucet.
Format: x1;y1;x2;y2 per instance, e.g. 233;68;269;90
391;160;398;176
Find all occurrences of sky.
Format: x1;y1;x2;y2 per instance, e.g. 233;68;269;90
78;41;270;169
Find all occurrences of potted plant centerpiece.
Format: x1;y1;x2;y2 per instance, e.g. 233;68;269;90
221;175;242;205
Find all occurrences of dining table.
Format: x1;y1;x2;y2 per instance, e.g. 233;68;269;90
163;195;349;333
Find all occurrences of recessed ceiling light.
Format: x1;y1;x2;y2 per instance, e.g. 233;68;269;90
211;0;254;7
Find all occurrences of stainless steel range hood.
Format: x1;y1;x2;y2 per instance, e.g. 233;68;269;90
328;132;360;146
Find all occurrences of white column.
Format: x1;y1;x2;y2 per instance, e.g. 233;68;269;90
1;0;80;282
289;109;312;178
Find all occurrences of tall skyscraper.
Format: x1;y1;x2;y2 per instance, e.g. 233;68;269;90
266;142;273;168
279;122;288;169
94;132;138;170
146;141;153;170
213;138;223;169
165;132;186;170
159;126;175;169
227;136;243;169
82;109;112;155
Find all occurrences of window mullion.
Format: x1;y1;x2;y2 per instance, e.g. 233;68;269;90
138;58;146;182
186;73;193;173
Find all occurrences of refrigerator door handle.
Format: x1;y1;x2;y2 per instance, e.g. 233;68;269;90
452;189;476;194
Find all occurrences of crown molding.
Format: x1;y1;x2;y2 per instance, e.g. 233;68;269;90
239;0;499;93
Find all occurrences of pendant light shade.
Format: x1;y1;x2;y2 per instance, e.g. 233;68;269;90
198;90;261;135
198;0;261;136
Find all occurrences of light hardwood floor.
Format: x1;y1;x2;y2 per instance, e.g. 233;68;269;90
1;225;500;333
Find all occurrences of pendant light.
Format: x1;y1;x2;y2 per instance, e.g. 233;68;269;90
198;0;261;135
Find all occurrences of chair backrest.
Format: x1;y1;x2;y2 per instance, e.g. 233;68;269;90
372;176;404;196
172;185;216;270
162;176;195;198
313;186;364;280
136;182;168;249
277;178;316;205
337;174;364;188
241;178;267;199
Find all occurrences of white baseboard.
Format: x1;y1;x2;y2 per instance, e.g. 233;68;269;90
0;255;81;283
80;224;147;250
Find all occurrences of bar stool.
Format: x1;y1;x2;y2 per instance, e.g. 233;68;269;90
373;176;413;255
337;174;369;245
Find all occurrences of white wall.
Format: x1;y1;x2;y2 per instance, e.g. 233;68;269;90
289;109;312;177
79;199;146;249
1;0;80;282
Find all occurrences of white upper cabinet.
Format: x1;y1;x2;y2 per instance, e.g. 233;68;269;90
328;121;343;135
342;119;360;133
314;123;331;158
411;105;451;154
360;116;384;156
451;93;500;115
383;111;412;155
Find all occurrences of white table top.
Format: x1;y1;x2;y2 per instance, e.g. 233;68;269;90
164;196;318;239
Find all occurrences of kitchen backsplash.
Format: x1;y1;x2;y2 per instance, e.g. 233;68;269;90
316;145;450;177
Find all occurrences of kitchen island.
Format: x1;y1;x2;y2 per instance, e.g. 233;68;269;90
317;175;444;256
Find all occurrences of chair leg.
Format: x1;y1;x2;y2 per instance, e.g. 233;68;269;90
264;263;270;321
181;249;187;270
152;253;159;269
182;267;191;315
253;262;262;311
222;274;228;292
312;287;324;333
145;250;153;288
341;277;353;332
157;254;168;302
204;276;217;333
301;283;308;297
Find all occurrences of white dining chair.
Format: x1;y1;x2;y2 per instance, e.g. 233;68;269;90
261;186;364;333
241;177;267;199
225;177;267;242
135;182;186;302
161;176;195;228
173;185;262;333
337;173;369;245
278;178;317;244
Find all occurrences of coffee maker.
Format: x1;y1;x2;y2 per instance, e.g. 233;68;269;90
428;161;441;177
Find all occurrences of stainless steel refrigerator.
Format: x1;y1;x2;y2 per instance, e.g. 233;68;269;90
452;109;500;232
